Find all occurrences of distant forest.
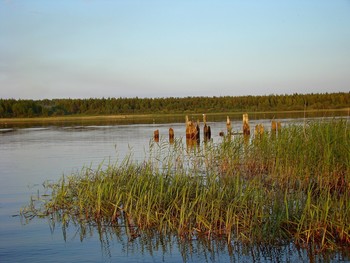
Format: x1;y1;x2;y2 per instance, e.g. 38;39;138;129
0;92;349;118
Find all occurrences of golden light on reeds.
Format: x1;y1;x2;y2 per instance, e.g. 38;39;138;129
22;119;350;252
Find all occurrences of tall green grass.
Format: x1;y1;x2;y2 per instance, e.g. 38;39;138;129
22;119;349;251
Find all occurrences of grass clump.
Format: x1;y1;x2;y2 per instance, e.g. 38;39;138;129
22;119;350;251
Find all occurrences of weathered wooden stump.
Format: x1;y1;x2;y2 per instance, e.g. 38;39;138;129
203;114;211;141
271;120;282;136
185;115;198;140
169;127;174;144
203;114;207;125
243;113;250;136
196;122;200;141
226;116;232;135
204;124;211;141
186;115;200;148
154;129;159;142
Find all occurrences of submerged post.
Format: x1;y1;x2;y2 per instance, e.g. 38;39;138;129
243;113;250;136
203;114;211;141
186;115;200;148
204;125;211;141
185;115;197;140
169;127;174;144
271;120;277;133
196;119;200;141
226;116;232;135
154;129;159;142
185;115;191;139
271;120;282;136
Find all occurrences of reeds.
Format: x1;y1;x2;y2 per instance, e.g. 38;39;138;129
22;119;350;251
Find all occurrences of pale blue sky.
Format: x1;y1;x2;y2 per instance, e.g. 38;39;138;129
0;0;349;99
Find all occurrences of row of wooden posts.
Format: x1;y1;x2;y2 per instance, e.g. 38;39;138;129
153;114;282;143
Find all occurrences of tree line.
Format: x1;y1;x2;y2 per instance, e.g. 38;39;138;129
0;92;349;118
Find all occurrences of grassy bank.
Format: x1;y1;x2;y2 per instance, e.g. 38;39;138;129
22;119;349;251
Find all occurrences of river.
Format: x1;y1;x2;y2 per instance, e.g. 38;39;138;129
0;115;349;262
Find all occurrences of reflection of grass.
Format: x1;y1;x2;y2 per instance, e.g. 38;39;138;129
22;119;349;252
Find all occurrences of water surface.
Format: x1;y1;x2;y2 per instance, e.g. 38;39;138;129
1;116;349;262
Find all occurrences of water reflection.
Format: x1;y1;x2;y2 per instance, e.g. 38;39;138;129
1;109;348;129
0;128;15;133
2;113;350;262
39;213;350;263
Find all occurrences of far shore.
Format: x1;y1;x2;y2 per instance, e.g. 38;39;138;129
0;114;146;123
0;108;349;124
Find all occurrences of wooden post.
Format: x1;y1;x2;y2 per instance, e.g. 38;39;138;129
196;120;200;142
226;116;232;135
186;116;197;140
203;114;211;141
186;115;199;148
154;129;159;142
203;114;207;125
204;124;211;141
186;115;191;139
169;127;174;144
271;120;277;133
271;120;282;136
243;113;250;136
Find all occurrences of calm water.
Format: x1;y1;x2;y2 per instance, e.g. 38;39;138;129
1;116;349;262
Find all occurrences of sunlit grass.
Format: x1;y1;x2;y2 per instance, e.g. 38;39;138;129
22;119;350;251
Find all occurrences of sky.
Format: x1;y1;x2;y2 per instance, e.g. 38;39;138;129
0;0;349;99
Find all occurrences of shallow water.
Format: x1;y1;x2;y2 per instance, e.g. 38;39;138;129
1;116;349;262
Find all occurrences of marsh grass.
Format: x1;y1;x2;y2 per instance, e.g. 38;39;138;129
22;119;350;252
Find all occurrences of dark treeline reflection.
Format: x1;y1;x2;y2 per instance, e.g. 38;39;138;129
1;92;349;118
1;109;349;130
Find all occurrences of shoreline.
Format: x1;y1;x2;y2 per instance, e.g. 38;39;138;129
0;108;349;124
